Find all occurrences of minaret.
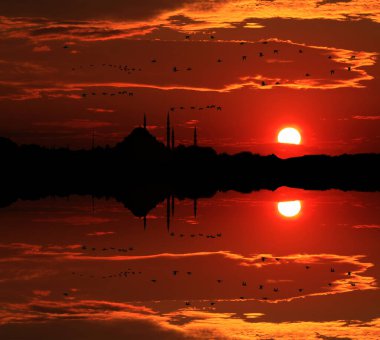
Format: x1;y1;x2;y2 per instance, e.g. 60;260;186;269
166;112;171;148
143;113;147;130
166;196;171;231
193;126;197;146
171;128;175;149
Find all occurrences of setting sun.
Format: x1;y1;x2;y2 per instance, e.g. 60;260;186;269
277;200;302;217
278;128;302;145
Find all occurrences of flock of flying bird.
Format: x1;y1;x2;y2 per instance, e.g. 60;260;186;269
70;35;358;98
65;250;358;305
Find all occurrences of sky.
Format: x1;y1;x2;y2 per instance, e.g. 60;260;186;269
0;0;379;156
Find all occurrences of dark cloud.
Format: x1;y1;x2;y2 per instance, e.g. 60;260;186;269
0;0;223;21
316;0;352;6
167;14;205;26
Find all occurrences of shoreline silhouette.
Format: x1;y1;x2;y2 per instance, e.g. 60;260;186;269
0;126;379;214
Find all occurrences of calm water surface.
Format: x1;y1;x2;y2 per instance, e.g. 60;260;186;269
0;188;379;339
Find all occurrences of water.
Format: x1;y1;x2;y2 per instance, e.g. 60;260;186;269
0;188;379;339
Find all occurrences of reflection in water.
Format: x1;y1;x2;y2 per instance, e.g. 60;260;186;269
277;200;302;218
0;188;379;339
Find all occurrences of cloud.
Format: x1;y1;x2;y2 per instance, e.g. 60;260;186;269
352;224;380;229
87;231;115;236
352;115;380;120
87;108;115;113
32;45;51;52
33;120;113;130
316;0;352;6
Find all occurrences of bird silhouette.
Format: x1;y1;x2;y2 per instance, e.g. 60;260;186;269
210;35;215;39
242;281;247;286
259;285;264;290
273;288;279;292
242;55;247;61
330;69;335;75
185;35;190;40
259;52;264;57
298;288;303;292
151;279;157;283
305;73;310;77
299;49;303;53
173;67;178;72
305;266;310;269
273;49;279;54
217;58;222;63
185;301;191;306
217;279;223;283
173;270;179;275
261;81;266;86
330;268;335;272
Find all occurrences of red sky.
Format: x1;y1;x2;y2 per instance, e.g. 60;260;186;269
0;0;379;156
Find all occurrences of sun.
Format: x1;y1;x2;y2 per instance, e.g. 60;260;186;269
277;200;302;217
277;127;301;145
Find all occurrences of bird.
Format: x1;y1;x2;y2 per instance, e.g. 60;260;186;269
261;256;266;262
172;67;178;72
298;288;303;292
63;45;69;49
350;282;356;287
328;283;332;287
240;42;245;45
185;35;190;40
259;52;264;57
242;281;247;286
151;279;157;283
210;302;215;306
330;69;335;75
275;81;280;85
217;279;223;283
275;258;280;261
186;67;192;71
173;270;179;275
185;301;191;306
305;73;310;77
273;288;279;292
217;58;222;63
242;55;247;61
151;59;157;63
187;272;192;275
216;106;222;111
328;55;332;59
273;49;279;54
299;49;303;53
305;266;310;269
330;268;335;273
261;81;266;86
210;35;215;39
240;296;245;300
259;285;264;290
63;292;69;296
